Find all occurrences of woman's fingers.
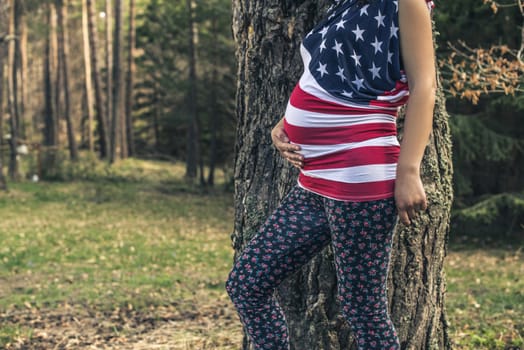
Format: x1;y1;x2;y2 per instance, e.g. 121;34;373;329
280;143;301;153
273;136;303;166
407;207;417;222
282;150;302;161
397;198;427;226
398;208;411;226
282;150;303;168
271;120;303;168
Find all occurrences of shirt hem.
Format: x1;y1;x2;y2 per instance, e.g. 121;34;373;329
297;179;395;202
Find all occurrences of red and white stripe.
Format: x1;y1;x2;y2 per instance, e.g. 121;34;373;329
284;83;401;201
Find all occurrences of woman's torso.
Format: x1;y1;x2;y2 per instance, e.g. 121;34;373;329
284;0;415;201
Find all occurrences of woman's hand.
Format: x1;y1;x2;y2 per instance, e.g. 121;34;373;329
394;166;427;225
271;118;304;169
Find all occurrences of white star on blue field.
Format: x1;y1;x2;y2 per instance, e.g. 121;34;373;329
303;0;402;101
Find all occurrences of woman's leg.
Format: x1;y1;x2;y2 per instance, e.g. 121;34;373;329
325;197;400;350
226;186;331;350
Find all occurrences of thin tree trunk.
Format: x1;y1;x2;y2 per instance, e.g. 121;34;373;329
42;2;59;179
105;0;112;151
82;0;94;153
43;2;58;148
231;1;453;349
124;0;136;157
86;0;108;158
0;1;9;190
0;55;6;190
119;96;127;158
17;0;27;141
185;0;199;180
56;0;78;161
119;0;127;159
52;3;61;146
207;15;218;187
152;77;160;152
7;0;19;180
110;0;123;163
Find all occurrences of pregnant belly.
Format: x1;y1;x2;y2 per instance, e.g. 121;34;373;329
283;106;400;171
283;84;401;201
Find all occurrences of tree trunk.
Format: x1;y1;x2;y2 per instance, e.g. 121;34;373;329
109;0;123;163
86;0;108;158
17;0;27;141
41;2;59;179
7;0;19;180
230;1;453;349
0;55;6;190
125;0;136;157
56;0;78;161
105;0;113;153
42;3;58;176
52;3;61;146
119;93;127;159
0;0;9;190
185;0;199;180
118;0;127;159
207;15;219;187
152;77;160;152
43;3;58;148
82;0;94;153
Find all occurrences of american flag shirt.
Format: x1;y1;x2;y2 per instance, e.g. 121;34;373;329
284;0;434;201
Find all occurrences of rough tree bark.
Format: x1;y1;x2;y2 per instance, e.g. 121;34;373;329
230;1;453;349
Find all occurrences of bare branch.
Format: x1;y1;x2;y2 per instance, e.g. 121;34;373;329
439;0;524;103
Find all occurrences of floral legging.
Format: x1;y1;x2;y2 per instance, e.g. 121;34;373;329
226;186;400;350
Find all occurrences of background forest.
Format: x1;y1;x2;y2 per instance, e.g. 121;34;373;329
0;0;522;233
0;0;522;349
0;0;236;186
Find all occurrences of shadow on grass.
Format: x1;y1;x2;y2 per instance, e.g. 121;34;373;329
449;230;523;251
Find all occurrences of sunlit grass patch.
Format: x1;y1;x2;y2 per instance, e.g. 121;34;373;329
445;248;524;349
0;179;234;306
0;160;241;347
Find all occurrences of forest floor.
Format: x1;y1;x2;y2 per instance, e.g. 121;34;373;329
0;159;522;349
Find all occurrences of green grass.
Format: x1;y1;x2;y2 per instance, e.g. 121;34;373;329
0;159;241;348
0;179;233;308
445;248;524;349
0;158;522;349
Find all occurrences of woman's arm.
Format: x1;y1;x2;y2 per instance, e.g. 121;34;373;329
396;0;437;225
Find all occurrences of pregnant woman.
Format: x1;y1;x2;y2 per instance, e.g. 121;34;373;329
226;0;436;349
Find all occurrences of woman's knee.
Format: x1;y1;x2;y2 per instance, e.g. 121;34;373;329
339;296;389;320
225;267;243;301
